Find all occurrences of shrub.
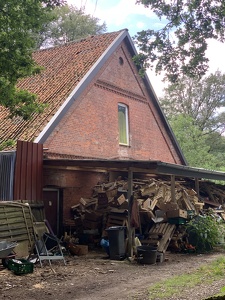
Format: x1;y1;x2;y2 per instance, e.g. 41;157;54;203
185;214;220;253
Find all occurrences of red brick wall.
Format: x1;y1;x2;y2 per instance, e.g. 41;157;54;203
44;41;183;164
43;168;108;220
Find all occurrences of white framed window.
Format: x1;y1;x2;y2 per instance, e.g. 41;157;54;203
118;103;129;145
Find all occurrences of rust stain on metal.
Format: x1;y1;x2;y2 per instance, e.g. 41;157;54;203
14;140;43;202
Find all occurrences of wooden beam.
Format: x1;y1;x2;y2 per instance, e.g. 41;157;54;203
171;175;176;202
195;178;200;198
127;169;134;257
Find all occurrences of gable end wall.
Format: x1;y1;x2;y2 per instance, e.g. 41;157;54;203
44;41;183;164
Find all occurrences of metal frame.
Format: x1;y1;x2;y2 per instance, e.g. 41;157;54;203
35;233;66;267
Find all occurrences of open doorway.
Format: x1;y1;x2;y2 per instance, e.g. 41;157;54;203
43;188;63;237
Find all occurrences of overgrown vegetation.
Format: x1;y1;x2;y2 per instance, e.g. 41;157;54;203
147;256;225;299
185;214;221;253
0;140;16;151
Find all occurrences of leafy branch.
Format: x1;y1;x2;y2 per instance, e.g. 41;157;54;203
134;0;225;81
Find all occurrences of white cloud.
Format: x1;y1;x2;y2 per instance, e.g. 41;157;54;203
206;39;225;74
68;0;154;27
136;21;145;29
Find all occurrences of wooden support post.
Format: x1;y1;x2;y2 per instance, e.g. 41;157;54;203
127;169;134;257
171;175;176;202
195;178;200;198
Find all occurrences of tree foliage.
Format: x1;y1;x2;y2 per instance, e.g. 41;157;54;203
160;72;225;169
134;0;225;82
0;0;64;120
35;5;107;49
169;114;217;168
160;71;225;134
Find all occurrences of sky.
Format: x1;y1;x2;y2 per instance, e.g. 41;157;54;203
68;0;225;98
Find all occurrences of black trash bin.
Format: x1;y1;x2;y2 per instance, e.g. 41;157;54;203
137;245;157;264
106;226;126;260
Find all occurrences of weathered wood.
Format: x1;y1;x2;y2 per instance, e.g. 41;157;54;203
182;190;196;211
148;223;176;253
149;197;158;210
157;224;176;252
0;202;36;257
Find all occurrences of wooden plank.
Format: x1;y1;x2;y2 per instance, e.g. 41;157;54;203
0;202;35;256
0;223;33;231
182;190;196;211
141;239;159;247
161;223;169;235
158;224;176;252
108;214;128;221
171;175;176;202
148;223;176;253
149;197;158;210
0;228;34;238
107;219;125;226
0;213;32;221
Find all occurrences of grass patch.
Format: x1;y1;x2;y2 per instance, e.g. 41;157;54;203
148;256;225;299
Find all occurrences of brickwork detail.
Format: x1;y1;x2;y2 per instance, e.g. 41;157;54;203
44;42;183;165
95;79;147;103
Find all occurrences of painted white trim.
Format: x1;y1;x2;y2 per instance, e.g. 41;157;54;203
118;103;129;146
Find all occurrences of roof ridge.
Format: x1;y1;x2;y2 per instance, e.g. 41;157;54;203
35;29;128;53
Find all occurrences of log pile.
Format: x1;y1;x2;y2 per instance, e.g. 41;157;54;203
67;177;225;253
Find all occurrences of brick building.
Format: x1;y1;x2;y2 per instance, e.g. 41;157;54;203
0;29;186;234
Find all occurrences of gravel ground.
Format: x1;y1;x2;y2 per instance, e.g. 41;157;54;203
0;248;225;300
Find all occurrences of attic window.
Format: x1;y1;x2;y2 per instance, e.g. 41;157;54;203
119;57;124;65
118;103;129;145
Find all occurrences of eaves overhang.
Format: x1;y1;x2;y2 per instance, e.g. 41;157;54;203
43;159;225;181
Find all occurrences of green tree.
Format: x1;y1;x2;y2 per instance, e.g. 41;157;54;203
170;114;217;168
160;71;225;134
35;5;107;48
134;0;225;82
0;0;64;120
160;72;225;169
205;132;225;167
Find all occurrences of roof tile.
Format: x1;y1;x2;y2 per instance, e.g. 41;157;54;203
0;30;123;149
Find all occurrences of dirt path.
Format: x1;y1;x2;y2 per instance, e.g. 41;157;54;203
0;249;225;300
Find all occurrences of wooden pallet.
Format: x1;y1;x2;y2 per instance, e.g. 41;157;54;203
142;223;176;253
106;213;128;228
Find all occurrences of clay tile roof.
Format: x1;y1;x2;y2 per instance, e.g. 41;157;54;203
0;30;125;149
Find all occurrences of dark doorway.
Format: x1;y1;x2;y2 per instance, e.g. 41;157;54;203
43;188;63;236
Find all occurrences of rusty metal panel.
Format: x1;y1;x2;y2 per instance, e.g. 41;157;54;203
0;151;16;200
14;140;43;203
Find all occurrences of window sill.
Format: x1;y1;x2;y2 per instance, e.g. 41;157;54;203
119;143;130;147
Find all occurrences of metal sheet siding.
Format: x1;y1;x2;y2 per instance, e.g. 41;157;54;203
14;141;43;202
0;151;16;200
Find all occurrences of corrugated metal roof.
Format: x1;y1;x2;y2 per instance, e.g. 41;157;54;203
44;158;225;181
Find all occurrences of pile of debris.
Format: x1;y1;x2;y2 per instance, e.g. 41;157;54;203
67;177;225;253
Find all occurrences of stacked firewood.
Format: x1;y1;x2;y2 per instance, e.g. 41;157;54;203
67;177;225;252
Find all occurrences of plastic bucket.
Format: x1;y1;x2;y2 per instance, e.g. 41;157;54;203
137;245;157;264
